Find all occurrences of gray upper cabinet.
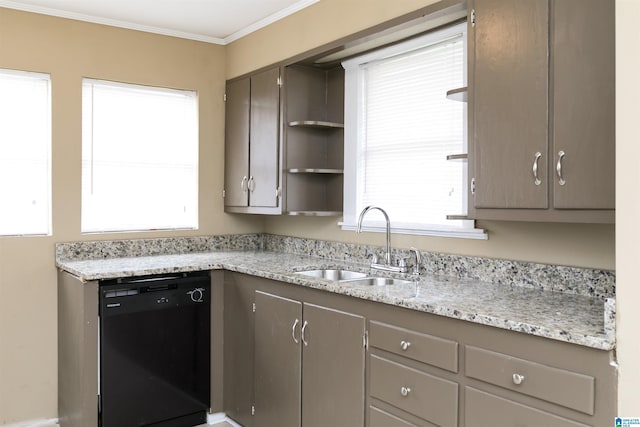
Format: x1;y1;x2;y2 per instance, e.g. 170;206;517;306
224;78;250;208
224;67;282;214
552;0;615;210
253;290;365;427
473;0;549;210
469;0;615;222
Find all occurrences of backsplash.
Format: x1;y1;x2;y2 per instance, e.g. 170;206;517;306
55;233;615;299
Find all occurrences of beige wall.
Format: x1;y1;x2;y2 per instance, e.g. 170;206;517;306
615;0;640;416
0;7;262;424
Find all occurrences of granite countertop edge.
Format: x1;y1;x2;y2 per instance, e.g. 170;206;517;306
56;250;616;351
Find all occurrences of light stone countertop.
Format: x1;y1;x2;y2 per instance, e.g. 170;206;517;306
56;250;615;351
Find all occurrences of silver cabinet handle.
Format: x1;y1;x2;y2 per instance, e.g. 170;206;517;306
532;152;542;186
512;373;525;385
400;386;411;397
556;150;566;186
400;340;411;351
301;320;309;347
291;318;300;344
241;176;248;192
248;176;255;192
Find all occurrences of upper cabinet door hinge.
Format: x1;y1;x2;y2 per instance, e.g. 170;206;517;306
277;76;283;87
223;93;227;102
471;9;476;27
252;302;256;313
471;177;476;195
222;189;226;198
251;404;255;416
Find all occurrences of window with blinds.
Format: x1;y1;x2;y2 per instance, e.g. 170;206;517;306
342;23;484;238
0;69;51;236
81;79;198;233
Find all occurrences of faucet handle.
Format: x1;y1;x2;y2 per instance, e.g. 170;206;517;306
409;247;422;275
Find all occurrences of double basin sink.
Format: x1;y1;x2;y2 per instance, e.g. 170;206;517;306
295;269;415;287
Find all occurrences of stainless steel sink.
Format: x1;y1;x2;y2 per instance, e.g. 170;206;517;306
295;269;367;281
340;277;415;286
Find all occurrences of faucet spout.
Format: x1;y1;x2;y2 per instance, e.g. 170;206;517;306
356;205;392;266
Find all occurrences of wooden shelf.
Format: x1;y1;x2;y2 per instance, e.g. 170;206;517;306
286;210;343;216
446;87;468;102
287;168;344;174
446;153;468;161
288;120;344;129
446;214;469;220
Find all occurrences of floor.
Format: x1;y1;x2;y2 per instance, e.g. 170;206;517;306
54;423;235;427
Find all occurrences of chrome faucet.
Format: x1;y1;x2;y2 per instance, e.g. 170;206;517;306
356;206;402;272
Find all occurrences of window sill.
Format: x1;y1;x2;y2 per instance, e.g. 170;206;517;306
339;221;488;240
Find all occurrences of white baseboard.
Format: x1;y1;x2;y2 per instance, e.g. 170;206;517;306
1;419;58;427
3;413;238;427
207;412;242;426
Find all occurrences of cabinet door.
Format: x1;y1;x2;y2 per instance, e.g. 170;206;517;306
224;77;250;208
249;67;281;208
301;303;365;427
473;0;549;209
552;0;615;209
254;291;302;427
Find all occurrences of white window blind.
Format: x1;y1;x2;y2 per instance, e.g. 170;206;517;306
82;79;198;233
342;24;485;238
0;69;51;236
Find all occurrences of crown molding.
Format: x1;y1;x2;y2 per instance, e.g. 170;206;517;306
0;0;320;45
223;0;319;44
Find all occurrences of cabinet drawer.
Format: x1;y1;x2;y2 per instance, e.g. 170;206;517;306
370;355;458;427
369;320;458;372
465;387;590;427
370;406;419;427
465;345;594;414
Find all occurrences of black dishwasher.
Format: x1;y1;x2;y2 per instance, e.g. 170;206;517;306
99;271;210;427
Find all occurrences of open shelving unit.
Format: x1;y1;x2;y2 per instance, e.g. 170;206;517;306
446;86;469;220
283;64;345;216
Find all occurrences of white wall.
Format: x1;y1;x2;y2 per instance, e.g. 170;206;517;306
615;0;640;415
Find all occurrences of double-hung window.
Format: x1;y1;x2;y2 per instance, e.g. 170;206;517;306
0;69;51;236
342;23;485;239
82;79;198;233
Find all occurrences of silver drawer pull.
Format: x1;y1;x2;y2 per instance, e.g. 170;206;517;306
400;386;411;397
556;150;566;186
400;340;411;351
532;152;542;186
512;373;525;385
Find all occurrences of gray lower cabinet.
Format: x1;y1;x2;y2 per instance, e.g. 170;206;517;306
224;67;282;214
253;290;366;427
367;320;459;427
221;273;615;427
469;0;615;222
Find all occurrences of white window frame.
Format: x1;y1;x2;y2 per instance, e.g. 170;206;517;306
81;78;199;233
0;68;51;236
340;23;486;239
